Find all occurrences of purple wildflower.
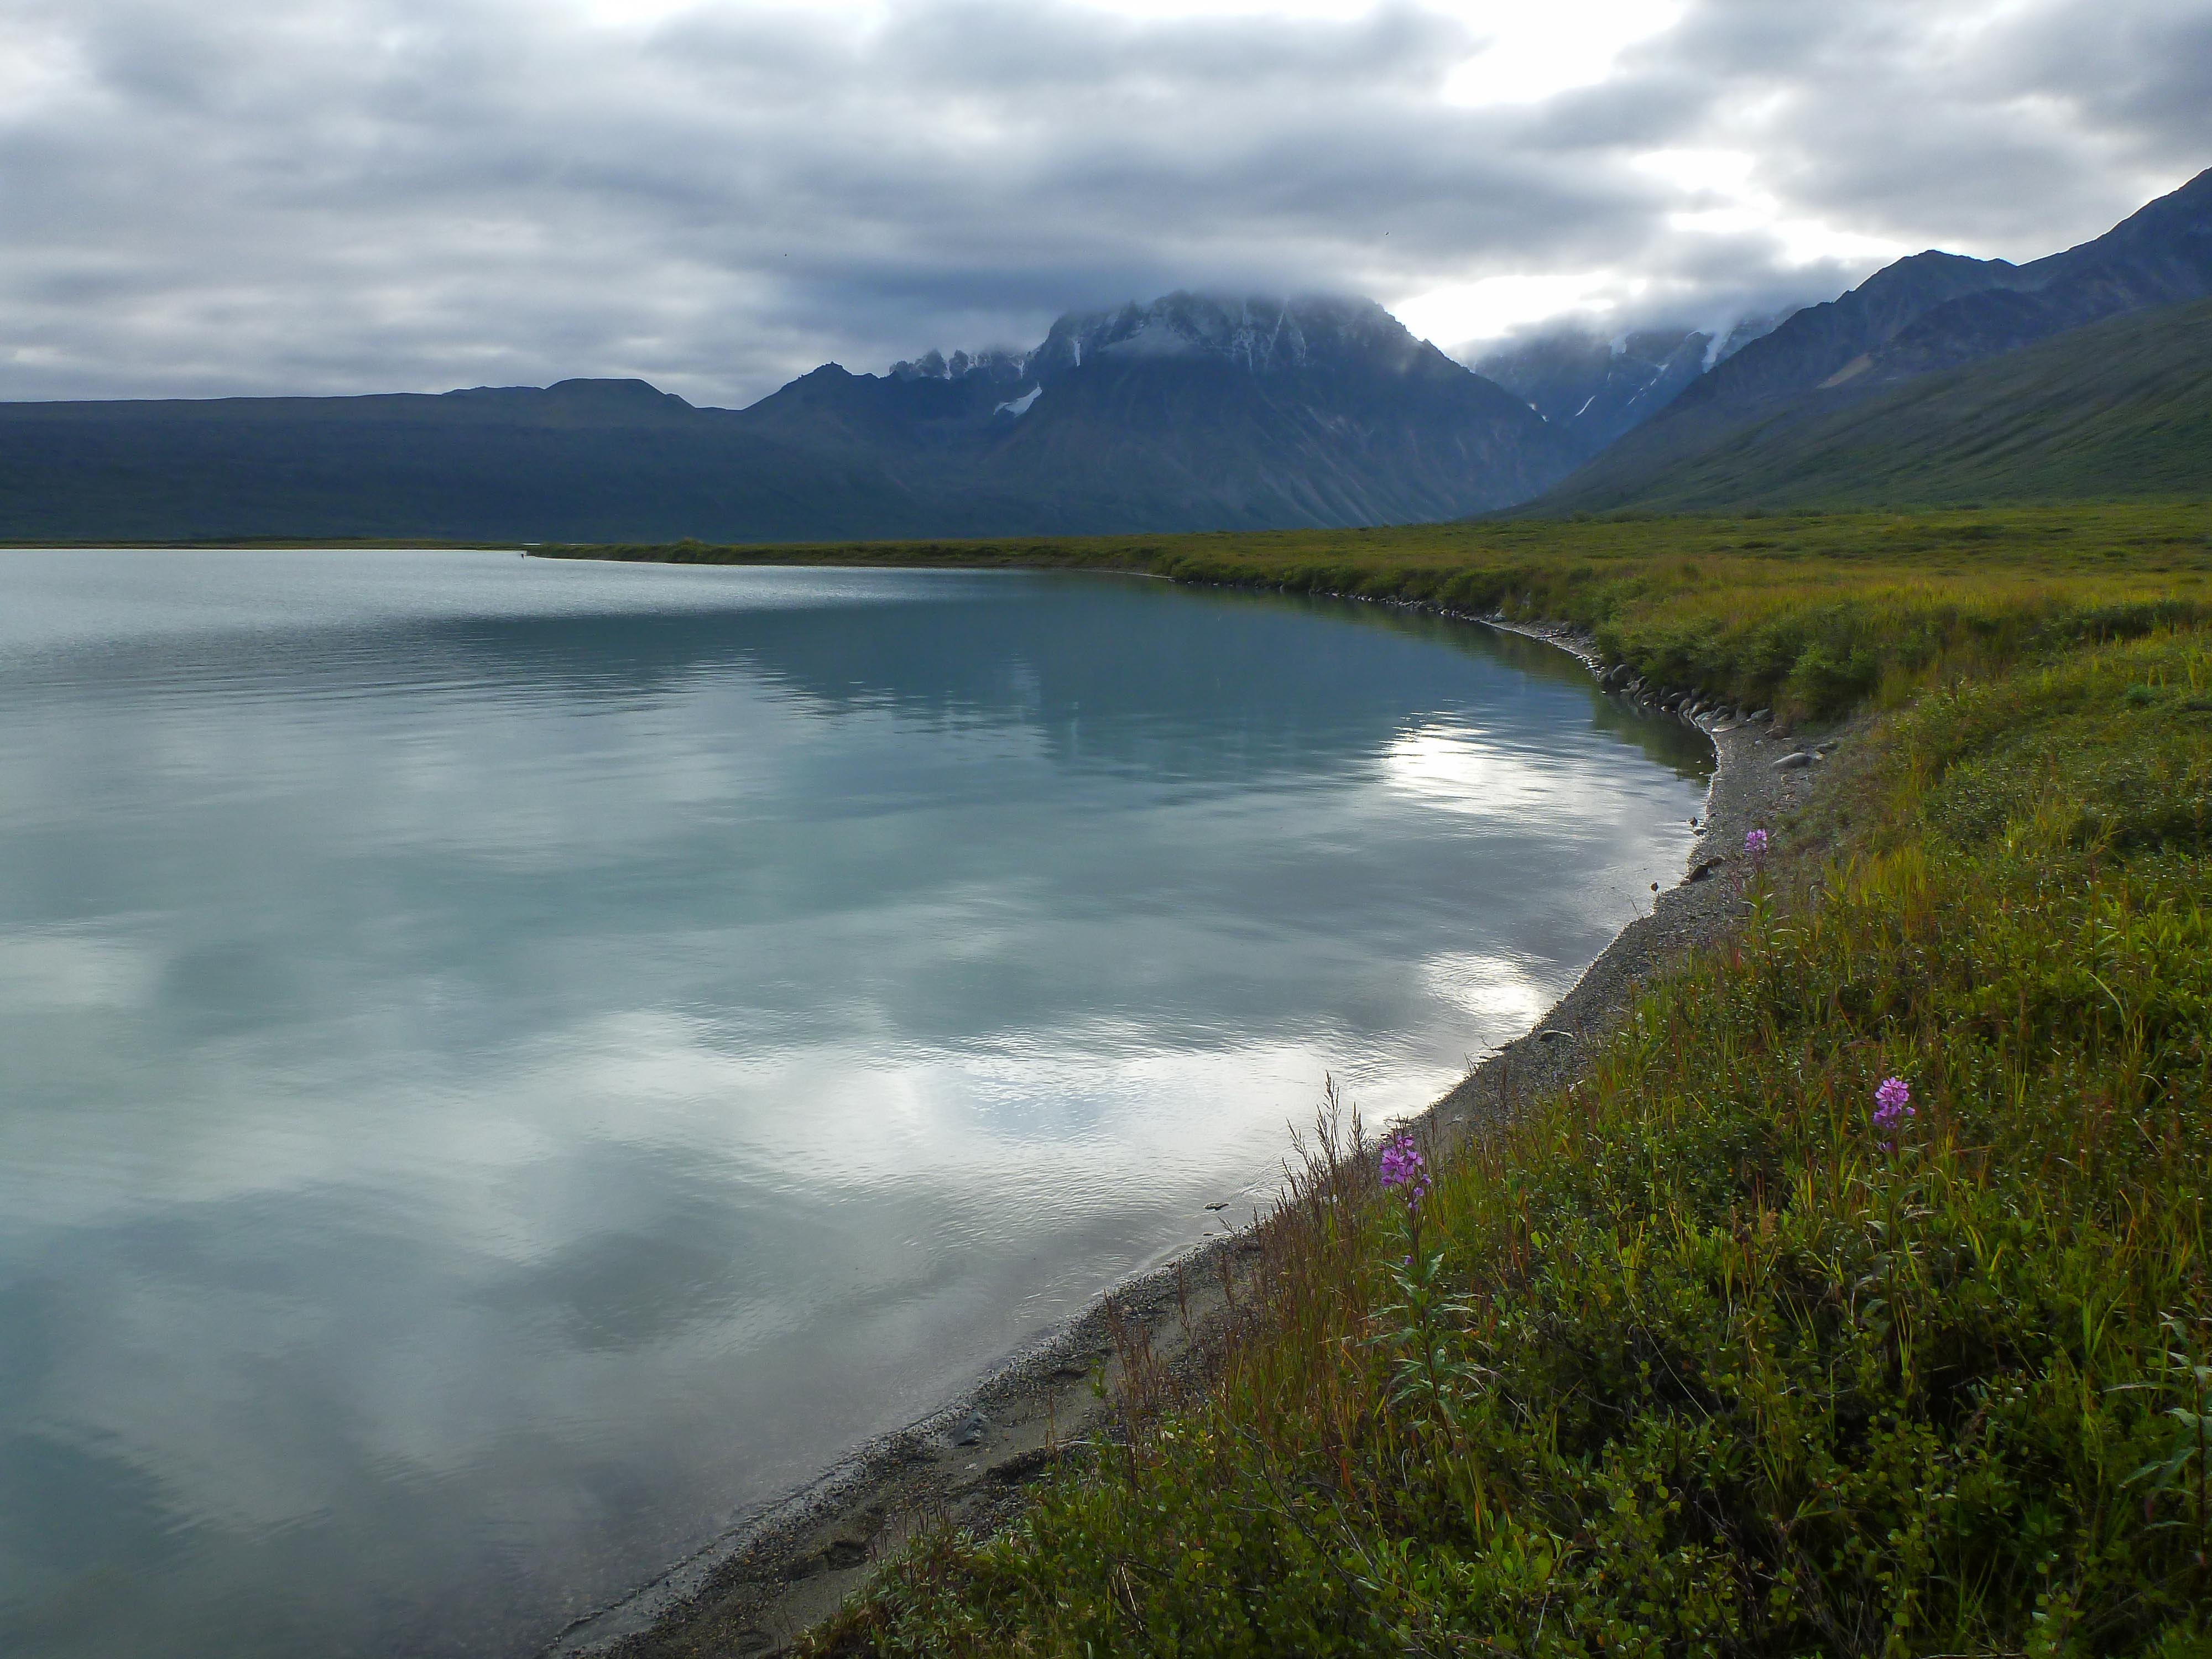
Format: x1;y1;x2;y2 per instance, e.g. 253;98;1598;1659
1745;827;1770;864
1871;1076;1915;1149
1379;1133;1430;1206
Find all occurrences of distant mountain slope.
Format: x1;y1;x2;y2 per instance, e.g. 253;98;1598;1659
990;348;1567;527
974;296;1579;525
1474;328;1713;460
1530;295;2212;513
1860;165;2212;386
0;380;981;543
1546;169;2212;506
0;294;1577;541
742;293;1580;523
1473;316;1785;460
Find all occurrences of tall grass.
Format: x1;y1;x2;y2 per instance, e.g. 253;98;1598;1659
800;572;2212;1654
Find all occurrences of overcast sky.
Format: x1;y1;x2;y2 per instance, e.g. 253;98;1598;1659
2;0;2206;406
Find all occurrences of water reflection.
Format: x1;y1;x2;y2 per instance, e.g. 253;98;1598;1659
0;551;1708;1658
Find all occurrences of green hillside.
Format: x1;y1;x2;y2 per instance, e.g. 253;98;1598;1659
1539;295;2212;514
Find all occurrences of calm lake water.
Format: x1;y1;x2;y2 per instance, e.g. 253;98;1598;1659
0;549;1709;1657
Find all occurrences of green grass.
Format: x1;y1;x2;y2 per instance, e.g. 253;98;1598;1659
589;505;2212;1658
544;501;2212;723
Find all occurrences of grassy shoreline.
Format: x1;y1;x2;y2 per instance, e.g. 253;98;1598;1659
538;503;2211;728
834;637;2211;1656
598;640;1807;1659
545;506;2212;1657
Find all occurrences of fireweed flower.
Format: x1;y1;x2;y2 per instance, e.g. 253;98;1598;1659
1379;1133;1429;1206
1745;828;1770;863
1871;1076;1915;1148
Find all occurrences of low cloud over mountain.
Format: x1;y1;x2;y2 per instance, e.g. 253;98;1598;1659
3;1;2208;405
8;163;2211;542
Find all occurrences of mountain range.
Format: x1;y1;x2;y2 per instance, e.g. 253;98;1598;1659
1535;167;2212;511
1538;294;2212;513
1;170;2207;542
0;296;1577;542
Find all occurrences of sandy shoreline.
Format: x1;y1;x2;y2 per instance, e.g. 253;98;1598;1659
549;611;1831;1659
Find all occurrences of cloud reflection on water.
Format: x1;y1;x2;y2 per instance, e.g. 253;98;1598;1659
0;551;1709;1658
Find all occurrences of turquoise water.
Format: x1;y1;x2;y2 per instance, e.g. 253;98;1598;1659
0;550;1709;1657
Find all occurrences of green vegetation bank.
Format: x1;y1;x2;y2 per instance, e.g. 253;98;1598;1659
552;504;2212;1656
545;503;2208;724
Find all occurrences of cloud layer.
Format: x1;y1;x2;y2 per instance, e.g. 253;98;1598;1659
2;0;2206;405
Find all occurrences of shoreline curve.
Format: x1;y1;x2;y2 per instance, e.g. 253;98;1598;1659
547;603;1828;1659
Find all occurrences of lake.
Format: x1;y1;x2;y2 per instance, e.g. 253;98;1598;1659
0;549;1709;1657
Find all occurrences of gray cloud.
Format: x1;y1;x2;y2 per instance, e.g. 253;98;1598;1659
0;0;2205;405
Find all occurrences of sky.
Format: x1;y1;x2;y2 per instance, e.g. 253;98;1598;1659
1;0;2207;407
